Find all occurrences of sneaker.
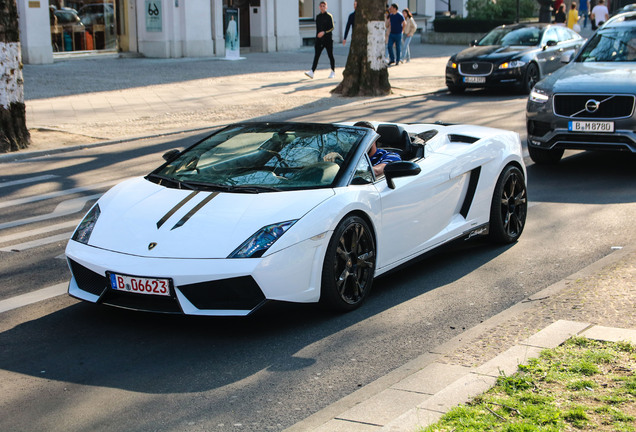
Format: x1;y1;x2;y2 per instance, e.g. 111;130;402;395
304;70;314;79
328;70;335;79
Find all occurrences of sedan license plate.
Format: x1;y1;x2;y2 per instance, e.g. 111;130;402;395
463;76;486;84
109;273;171;297
568;121;614;133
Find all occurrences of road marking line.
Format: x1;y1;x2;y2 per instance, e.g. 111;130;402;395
0;174;58;189
0;283;67;314
0;232;73;252
0;178;125;209
0;193;101;231
0;220;79;244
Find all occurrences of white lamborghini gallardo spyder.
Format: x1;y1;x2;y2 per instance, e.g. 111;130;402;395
66;121;527;316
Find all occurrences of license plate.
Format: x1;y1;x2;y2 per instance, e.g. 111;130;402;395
463;76;486;84
568;121;614;132
109;273;171;297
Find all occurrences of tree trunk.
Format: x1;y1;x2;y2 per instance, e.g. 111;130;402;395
332;0;391;97
0;0;30;153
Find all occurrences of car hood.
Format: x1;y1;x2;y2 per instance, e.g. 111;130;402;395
85;177;334;259
454;45;529;62
536;62;636;93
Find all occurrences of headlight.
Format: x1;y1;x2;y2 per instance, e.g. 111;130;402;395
499;60;527;69
72;204;100;245
228;220;297;258
447;59;457;69
529;88;550;103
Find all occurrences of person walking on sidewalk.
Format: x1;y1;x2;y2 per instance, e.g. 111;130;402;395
591;0;609;29
567;2;580;31
401;8;417;63
305;1;336;79
386;3;405;66
579;0;589;28
342;1;356;46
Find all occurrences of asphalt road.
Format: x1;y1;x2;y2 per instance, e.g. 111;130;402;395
1;92;635;432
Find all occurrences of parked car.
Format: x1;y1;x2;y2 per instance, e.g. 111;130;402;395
526;12;636;164
445;23;584;94
66;121;527;316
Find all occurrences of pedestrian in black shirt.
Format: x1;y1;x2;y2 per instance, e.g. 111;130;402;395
342;1;356;46
305;1;336;79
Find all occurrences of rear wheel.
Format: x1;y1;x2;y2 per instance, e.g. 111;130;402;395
528;145;564;164
320;216;376;312
489;165;527;244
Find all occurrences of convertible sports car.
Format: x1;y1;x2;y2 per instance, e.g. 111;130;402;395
66;121;527;316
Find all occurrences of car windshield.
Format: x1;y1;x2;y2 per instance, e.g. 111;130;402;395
148;123;368;192
576;28;636;62
478;26;543;47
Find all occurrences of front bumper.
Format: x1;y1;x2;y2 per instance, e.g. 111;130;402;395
445;66;525;89
66;235;330;316
527;104;636;153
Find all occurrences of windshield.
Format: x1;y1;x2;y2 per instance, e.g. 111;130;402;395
149;123;369;192
576;28;636;62
478;26;543;47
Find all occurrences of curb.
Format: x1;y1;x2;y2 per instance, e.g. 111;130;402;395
284;243;636;432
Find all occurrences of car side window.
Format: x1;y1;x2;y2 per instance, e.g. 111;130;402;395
543;28;559;45
555;27;573;42
351;156;374;185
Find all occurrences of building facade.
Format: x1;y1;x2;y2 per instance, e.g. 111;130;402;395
17;0;438;64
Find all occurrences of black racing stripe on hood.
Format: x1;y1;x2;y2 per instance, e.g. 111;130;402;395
171;192;220;230
156;191;199;229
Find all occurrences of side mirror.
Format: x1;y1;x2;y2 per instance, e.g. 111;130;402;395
543;40;558;50
384;161;421;189
162;149;181;162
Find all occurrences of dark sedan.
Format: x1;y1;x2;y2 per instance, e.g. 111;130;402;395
526;12;636;164
446;23;584;94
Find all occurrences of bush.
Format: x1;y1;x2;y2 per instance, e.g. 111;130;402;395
433;17;514;33
467;0;538;21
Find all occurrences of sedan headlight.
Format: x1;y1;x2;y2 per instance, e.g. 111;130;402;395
72;204;100;245
529;88;550;103
447;59;457;69
499;60;527;69
228;220;297;258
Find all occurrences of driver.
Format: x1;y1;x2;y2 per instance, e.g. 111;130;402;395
354;121;401;176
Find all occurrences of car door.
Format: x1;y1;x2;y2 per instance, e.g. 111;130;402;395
373;149;467;271
536;27;563;75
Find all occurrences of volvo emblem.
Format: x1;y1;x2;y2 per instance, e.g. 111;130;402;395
148;242;157;250
472;63;479;70
585;99;600;113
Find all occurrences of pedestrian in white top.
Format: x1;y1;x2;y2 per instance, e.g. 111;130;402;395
591;0;609;28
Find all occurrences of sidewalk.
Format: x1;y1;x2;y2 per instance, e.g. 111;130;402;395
286;243;635;431
19;43;460;157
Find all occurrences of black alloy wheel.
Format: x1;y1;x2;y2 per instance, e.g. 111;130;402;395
489;165;527;244
519;63;540;94
320;215;376;312
528;145;564;164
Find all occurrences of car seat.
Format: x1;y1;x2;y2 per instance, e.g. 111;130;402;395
376;124;414;160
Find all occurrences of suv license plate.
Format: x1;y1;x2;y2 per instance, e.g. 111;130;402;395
109;273;171;297
569;121;614;132
463;76;486;84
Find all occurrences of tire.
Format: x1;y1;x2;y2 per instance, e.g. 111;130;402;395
519;63;540;94
528;145;564;165
447;83;465;94
489;165;527;244
320;215;376;312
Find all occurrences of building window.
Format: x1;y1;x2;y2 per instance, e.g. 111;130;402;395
299;0;315;19
409;0;417;14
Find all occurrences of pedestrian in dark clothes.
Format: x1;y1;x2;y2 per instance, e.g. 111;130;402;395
305;1;336;79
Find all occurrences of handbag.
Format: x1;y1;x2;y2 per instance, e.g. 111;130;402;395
573;23;581;32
